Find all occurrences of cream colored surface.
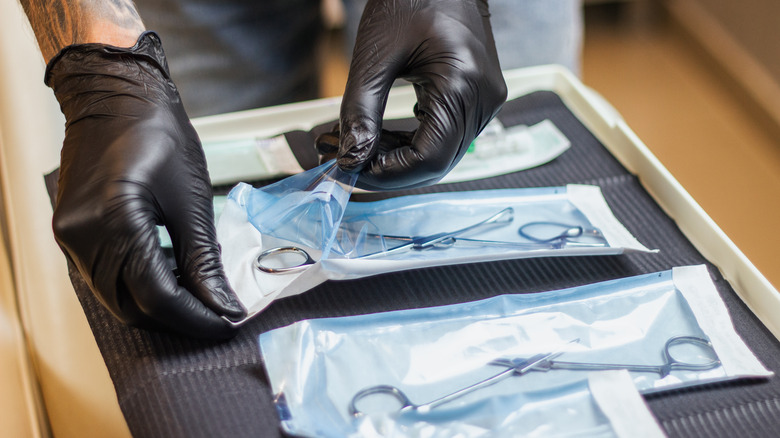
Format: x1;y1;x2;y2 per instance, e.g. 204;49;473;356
0;2;130;438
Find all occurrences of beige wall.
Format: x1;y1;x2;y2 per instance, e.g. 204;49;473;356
688;0;780;85
0;213;41;438
0;2;131;437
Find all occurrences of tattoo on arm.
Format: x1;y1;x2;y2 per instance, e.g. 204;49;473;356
19;0;145;61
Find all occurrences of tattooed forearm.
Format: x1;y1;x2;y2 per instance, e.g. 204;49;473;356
19;0;145;61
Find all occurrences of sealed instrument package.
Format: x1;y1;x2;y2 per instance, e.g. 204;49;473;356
257;265;770;437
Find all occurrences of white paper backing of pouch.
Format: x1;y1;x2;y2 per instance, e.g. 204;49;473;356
673;265;773;378
217;184;657;321
568;184;652;252
589;370;666;438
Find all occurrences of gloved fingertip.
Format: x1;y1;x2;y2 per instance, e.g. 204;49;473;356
200;276;246;320
337;128;376;172
336;156;361;173
314;131;340;155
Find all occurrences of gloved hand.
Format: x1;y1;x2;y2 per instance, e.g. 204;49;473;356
45;32;245;339
318;0;507;190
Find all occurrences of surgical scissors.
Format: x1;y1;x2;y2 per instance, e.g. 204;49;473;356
348;335;720;416
254;208;609;273
254;207;515;273
359;207;516;258
254;246;315;274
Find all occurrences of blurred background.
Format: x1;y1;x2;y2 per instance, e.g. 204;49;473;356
316;0;780;289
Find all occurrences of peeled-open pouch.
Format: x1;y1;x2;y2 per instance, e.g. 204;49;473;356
256;265;771;437
217;161;657;322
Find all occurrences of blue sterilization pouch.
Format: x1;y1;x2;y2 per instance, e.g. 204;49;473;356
257;265;770;437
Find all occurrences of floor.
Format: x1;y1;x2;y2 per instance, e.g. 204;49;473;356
319;2;780;290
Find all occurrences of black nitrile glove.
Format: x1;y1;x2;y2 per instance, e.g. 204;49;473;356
45;32;245;339
318;0;507;190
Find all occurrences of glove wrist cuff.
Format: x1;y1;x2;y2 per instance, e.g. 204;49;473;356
44;30;170;89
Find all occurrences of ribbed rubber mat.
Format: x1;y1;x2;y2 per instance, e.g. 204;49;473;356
44;90;780;438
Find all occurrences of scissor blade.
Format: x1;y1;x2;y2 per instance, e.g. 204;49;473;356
362;233;415;243
344;232;416;259
448;237;558;250
362;208;515;247
357;241;415;259
516;352;565;374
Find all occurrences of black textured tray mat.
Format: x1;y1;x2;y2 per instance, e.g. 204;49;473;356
45;90;780;438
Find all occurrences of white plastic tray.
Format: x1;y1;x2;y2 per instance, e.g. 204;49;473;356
192;65;780;340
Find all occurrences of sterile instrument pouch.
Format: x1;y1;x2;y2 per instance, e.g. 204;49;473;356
217;161;656;320
257;265;771;437
202;117;570;186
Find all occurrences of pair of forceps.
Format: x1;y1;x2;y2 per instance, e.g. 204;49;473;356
349;346;570;416
349;335;720;416
511;335;720;378
254;207;515;273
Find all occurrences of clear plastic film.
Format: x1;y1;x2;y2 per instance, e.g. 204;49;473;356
257;265;770;437
217;162;656;321
227;160;357;259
